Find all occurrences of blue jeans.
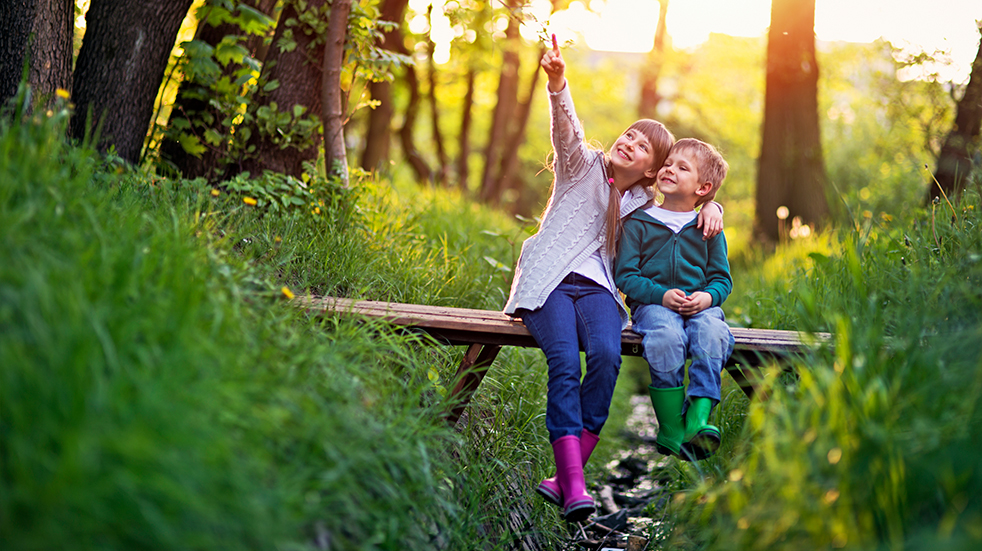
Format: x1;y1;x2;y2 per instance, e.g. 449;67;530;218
519;274;622;442
633;304;734;406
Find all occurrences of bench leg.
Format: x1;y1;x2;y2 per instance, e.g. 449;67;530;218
725;363;768;401
444;343;502;426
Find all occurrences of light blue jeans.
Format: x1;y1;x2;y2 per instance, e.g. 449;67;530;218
632;304;734;406
519;274;622;442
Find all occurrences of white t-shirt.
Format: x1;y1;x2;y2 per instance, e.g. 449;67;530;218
644;204;697;234
573;187;646;291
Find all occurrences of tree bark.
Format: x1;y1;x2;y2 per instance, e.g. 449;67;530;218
70;0;195;164
492;45;543;204
236;0;328;179
456;68;476;191
159;0;277;180
398;65;432;183
928;22;982;203
1;0;73;110
0;0;37;107
638;0;668;119
426;4;449;186
322;0;351;186
479;0;522;203
360;0;408;172
754;0;828;243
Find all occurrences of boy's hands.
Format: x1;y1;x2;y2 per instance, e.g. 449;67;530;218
541;34;566;92
696;201;724;240
662;289;712;316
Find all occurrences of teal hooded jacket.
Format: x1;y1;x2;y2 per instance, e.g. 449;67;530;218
614;207;732;313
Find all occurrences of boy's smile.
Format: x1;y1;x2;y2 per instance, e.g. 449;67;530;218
656;150;710;211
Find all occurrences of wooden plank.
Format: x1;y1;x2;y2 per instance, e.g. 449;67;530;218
299;295;828;358
301;295;830;406
445;343;502;425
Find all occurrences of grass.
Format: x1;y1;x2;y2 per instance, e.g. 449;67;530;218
0;96;573;550
656;185;982;550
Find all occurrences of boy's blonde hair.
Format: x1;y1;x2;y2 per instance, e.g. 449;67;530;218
671;138;728;208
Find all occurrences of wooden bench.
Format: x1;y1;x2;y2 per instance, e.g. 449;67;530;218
299;296;829;425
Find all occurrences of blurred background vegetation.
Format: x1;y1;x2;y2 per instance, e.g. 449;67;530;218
3;0;982;549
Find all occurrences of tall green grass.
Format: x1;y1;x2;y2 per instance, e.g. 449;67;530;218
0;97;572;549
663;189;982;549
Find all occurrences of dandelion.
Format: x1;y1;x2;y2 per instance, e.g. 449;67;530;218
55;88;70;99
314;207;321;214
827;447;842;464
243;197;257;206
880;212;893;222
211;189;220;196
281;286;295;300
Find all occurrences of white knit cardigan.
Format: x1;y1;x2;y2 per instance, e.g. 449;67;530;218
503;81;654;329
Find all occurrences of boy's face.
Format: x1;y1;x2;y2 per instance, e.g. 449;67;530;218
610;128;658;181
656;149;710;203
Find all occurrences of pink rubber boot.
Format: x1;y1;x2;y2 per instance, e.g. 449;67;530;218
551;435;596;522
535;429;599;507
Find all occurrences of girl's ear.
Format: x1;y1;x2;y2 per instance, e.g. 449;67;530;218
644;166;659;178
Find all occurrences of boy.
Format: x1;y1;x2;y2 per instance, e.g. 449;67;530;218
614;138;734;461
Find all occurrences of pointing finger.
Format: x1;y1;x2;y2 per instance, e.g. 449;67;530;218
552;33;559;53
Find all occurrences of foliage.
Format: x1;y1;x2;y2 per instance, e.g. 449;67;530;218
663;182;982;550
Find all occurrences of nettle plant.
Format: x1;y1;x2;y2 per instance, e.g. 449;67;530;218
162;0;409;178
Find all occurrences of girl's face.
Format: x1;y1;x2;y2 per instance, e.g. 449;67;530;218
609;129;659;184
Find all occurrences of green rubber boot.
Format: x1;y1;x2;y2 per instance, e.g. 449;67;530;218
647;385;686;458
681;397;722;461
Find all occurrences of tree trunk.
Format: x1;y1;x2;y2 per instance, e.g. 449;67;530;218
0;0;37;107
360;0;408;172
159;0;277;180
398;65;432;183
754;0;828;243
1;0;74;111
479;0;521;203
236;0;328;179
322;0;351;186
928;22;982;203
638;0;668;119
456;68;476;191
426;4;449;186
492;45;543;204
70;0;195;164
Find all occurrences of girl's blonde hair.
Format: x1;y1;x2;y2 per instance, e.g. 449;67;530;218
602;119;674;257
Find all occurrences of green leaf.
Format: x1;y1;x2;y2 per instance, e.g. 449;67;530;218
178;133;206;157
235;4;275;35
203;129;224;146
170;117;191;130
263;79;280;92
292;104;306;118
215;38;249;66
181;39;215;60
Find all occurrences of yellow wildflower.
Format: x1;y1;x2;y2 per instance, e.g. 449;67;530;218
281;286;295;300
55;88;70;99
211;188;220;196
243;197;257;206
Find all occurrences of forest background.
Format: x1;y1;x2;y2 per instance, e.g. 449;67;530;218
3;0;982;550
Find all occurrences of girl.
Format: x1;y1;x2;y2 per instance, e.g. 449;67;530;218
504;36;723;522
